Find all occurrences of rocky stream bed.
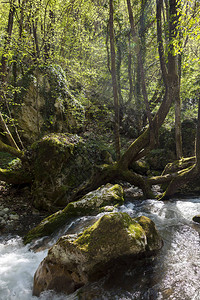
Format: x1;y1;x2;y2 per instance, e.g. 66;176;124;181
0;181;48;236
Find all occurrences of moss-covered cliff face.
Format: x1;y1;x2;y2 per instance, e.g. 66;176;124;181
33;212;163;296
30;133;94;210
13;65;85;142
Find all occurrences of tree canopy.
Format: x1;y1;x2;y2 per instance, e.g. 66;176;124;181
0;0;200;203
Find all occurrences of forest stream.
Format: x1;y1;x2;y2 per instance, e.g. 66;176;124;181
0;197;200;300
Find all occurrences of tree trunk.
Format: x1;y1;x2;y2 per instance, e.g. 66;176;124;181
127;32;134;104
195;98;200;170
0;0;15;85
0;112;19;150
169;0;182;159
126;0;154;138
0;167;32;185
109;0;121;160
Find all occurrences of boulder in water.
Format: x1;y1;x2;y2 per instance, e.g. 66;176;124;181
192;215;200;223
33;212;163;296
24;183;124;244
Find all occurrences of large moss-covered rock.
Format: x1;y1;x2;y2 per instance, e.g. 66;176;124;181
31;133;94;210
33;212;162;296
24;184;124;244
13;65;85;142
66;183;124;216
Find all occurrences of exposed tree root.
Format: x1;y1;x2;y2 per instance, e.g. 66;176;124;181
70;163;155;202
158;165;197;200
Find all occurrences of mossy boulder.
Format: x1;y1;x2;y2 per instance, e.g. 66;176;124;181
24;184;124;244
66;183;124;216
13;65;85;142
33;212;162;296
30;133;96;210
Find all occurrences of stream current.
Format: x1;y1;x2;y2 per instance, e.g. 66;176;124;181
0;197;200;300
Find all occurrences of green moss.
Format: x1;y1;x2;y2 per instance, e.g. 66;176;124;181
24;184;125;244
0;152;17;168
135;215;162;250
63;184;124;217
23;210;69;244
75;213;145;254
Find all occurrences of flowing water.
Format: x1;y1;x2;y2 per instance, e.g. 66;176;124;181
0;197;200;300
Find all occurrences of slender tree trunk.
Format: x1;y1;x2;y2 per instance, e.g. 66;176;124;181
0;0;15;85
195;98;200;170
116;37;124;116
170;0;182;159
109;0;121;160
126;0;153;135
175;88;182;159
0;1;21;151
128;32;134;104
0;112;19;150
44;10;55;61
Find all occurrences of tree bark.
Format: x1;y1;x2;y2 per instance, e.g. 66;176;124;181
0;0;15;85
169;0;182;159
195;98;200;170
127;32;134;104
126;0;154;140
0;112;19;150
109;0;121;160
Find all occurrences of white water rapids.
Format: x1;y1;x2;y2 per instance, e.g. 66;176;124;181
0;198;200;300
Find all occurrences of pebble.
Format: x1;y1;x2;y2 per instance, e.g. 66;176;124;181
10;214;20;221
0;206;20;230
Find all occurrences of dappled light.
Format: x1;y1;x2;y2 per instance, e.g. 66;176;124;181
0;0;200;299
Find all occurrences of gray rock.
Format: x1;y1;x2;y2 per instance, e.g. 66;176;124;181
9;214;19;221
4;214;8;220
33;213;163;296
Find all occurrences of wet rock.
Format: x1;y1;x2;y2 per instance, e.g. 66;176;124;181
24;184;124;244
33;212;162;296
0;205;20;231
65;183;124;216
192;215;200;224
9;214;20;221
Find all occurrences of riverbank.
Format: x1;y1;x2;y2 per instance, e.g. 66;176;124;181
0;181;47;236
